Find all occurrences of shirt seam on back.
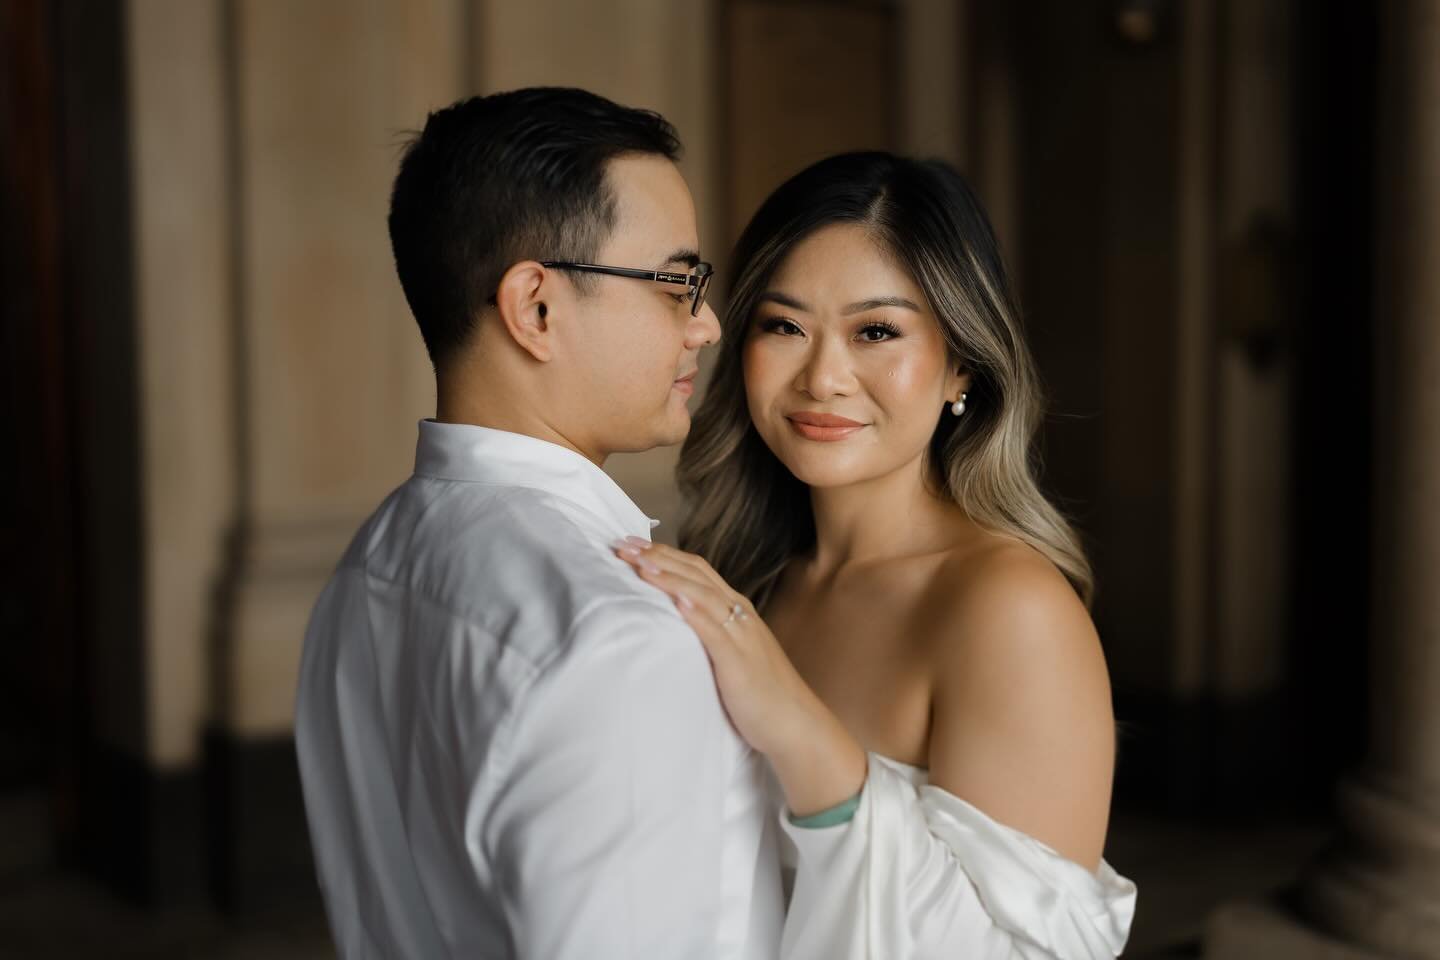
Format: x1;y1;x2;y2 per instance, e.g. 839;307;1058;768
358;577;455;959
476;592;688;873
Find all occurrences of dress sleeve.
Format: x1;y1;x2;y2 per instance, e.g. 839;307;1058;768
779;752;1137;960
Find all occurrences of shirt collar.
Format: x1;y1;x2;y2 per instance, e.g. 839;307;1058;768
413;419;660;542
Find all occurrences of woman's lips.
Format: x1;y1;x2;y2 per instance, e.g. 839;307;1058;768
786;412;866;442
672;372;697;397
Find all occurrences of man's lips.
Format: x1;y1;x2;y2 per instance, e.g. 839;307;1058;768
786;411;867;441
672;371;698;396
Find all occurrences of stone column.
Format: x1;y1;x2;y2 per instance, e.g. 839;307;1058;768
219;0;455;743
208;0;457;910
1208;3;1440;957
1297;1;1440;955
129;0;234;773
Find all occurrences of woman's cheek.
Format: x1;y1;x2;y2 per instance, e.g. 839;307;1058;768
869;353;930;407
742;342;785;411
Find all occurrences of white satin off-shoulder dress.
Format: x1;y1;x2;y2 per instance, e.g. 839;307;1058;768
771;752;1137;959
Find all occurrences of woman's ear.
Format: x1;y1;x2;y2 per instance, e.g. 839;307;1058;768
946;363;973;404
494;260;554;362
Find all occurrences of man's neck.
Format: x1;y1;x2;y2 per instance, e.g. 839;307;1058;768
435;388;605;467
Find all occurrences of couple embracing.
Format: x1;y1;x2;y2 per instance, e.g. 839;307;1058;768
296;87;1136;959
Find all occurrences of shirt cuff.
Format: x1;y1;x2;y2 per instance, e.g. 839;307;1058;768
786;789;863;829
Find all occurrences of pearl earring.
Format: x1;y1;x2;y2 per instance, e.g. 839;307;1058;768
950;392;968;416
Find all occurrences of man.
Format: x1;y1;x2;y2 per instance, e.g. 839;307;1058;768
295;88;783;958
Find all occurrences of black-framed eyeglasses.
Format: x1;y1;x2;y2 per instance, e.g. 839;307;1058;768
541;260;714;317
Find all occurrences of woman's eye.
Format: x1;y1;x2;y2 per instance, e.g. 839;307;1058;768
760;318;803;337
859;323;901;342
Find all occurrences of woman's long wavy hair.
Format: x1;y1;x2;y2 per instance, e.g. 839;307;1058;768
678;151;1093;609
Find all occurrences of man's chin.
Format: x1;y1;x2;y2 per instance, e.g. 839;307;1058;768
607;413;691;455
652;414;692;449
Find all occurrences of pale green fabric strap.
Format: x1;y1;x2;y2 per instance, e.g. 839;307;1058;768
787;790;862;829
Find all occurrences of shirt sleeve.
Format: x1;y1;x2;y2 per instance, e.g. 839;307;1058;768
483;597;734;959
779;753;1137;960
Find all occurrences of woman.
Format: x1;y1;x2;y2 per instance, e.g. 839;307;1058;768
613;152;1136;957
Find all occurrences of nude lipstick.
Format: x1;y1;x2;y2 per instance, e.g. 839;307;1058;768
786;411;867;442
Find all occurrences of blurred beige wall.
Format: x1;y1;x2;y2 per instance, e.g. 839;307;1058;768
127;0;456;765
125;0;967;768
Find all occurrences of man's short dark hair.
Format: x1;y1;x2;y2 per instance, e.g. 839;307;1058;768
388;87;682;370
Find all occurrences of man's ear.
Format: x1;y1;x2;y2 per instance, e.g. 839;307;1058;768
494;260;554;362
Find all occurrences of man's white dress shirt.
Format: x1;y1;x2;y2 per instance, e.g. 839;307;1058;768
296;420;784;959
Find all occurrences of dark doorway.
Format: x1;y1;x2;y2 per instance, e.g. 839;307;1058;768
994;0;1376;819
0;0;144;886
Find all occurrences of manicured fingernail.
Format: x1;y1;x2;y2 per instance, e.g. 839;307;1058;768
676;594;694;610
624;536;652;549
639;560;660;574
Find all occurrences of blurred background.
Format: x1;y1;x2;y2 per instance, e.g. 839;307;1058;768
3;0;1436;957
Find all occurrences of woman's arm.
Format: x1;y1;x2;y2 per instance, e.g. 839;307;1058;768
613;536;1135;959
611;536;868;818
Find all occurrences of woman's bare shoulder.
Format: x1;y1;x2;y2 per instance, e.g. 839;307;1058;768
919;532;1115;868
921;532;1094;650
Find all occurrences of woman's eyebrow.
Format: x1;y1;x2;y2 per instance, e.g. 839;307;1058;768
842;296;922;315
757;291;808;311
756;292;924;315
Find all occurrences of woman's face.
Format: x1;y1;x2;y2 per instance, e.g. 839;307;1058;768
741;223;968;490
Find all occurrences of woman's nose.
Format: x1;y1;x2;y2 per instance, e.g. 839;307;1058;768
794;335;856;400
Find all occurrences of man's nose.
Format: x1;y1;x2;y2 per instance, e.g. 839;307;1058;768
688;300;722;348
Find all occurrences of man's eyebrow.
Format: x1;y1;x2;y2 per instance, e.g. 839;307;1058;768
658;248;701;269
842;296;923;315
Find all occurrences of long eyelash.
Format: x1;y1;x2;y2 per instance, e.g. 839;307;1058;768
758;317;801;335
861;321;903;339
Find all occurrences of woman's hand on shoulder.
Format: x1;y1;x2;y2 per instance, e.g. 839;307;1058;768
611;538;867;817
925;541;1116;871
